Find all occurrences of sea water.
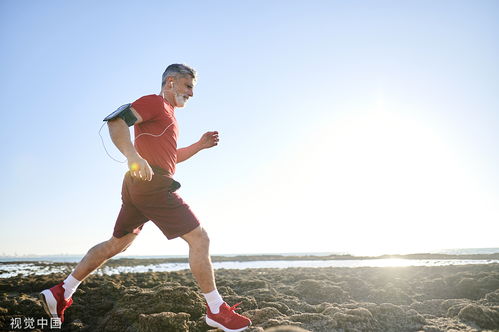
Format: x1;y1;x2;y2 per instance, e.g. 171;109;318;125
1;255;499;278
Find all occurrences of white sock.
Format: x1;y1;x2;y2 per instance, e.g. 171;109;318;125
63;274;81;300
203;289;224;314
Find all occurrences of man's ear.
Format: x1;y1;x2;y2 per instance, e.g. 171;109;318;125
167;77;175;89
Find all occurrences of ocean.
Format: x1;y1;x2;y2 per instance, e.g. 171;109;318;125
1;248;498;278
2;247;498;263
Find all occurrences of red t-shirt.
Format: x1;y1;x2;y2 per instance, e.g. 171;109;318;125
131;94;178;176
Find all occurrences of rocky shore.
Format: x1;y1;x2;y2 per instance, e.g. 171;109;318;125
1;263;499;331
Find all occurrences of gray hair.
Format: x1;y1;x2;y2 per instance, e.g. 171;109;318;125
161;64;197;87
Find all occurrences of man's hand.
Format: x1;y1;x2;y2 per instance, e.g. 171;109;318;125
127;154;154;181
177;131;219;163
198;131;219;149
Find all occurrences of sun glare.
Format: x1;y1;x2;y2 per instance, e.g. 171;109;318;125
226;103;497;255
195;102;497;256
300;106;495;254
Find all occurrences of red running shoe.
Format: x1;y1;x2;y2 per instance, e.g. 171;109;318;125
39;282;73;323
206;302;251;332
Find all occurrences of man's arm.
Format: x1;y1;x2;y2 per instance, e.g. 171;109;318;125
177;131;219;163
107;115;154;181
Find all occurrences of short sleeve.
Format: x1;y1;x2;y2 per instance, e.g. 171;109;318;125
131;95;162;123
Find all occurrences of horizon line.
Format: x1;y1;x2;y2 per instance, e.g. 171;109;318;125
1;247;499;259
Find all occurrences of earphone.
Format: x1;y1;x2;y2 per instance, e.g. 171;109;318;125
99;121;174;163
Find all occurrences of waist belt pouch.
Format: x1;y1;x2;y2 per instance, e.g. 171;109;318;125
169;179;181;192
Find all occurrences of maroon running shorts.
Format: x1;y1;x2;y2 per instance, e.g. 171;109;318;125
113;167;200;239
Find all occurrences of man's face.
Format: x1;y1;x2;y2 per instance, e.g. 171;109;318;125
170;76;195;107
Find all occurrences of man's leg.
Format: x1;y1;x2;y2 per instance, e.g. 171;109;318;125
182;226;251;331
39;233;137;322
72;233;137;281
181;226;215;293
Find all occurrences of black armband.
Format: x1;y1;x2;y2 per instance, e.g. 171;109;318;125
103;103;138;127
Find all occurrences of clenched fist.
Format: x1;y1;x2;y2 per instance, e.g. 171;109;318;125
198;131;219;149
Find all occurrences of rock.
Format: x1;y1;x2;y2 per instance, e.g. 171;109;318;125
247;327;266;332
368;303;426;331
457;304;499;329
265;325;312;332
264;319;305;330
421;316;476;332
98;308;139;332
455;278;480;299
446;302;471;318
421;278;450;299
246;307;286;325
294;279;349;304
288;312;337;331
138;312;191;332
333;307;379;331
441;299;469;316
409;299;445;316
477;274;499;290
66;319;86;331
341;277;371;300
260;301;294;315
484;289;499;303
367;287;412;305
236;279;270;292
321;305;342;317
422;326;444;332
223;294;258;311
118;285;205;318
1;263;499;331
97;284;204;331
246;289;279;302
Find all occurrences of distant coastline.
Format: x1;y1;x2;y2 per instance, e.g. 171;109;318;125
2;250;499;278
1;249;499;265
2;247;499;261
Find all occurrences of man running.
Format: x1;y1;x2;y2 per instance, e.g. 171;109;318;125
40;64;251;332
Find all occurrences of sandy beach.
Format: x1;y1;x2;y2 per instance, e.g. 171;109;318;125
1;259;499;331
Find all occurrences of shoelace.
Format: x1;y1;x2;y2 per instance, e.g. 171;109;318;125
63;298;73;309
229;302;242;312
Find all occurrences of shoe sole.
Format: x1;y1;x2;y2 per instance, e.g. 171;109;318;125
39;290;58;319
205;316;250;332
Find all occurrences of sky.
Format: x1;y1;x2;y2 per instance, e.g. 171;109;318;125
1;0;498;257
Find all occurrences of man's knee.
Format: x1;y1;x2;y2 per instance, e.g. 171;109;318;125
199;228;210;247
106;234;135;257
184;227;210;248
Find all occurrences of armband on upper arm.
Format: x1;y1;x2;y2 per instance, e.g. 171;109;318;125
103;103;138;127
